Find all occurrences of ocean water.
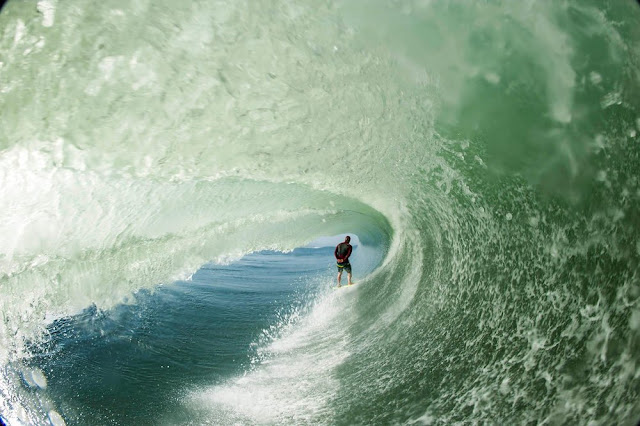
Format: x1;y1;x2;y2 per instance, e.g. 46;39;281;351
17;246;372;425
1;0;640;425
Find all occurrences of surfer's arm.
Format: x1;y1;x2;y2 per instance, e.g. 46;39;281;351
344;245;352;261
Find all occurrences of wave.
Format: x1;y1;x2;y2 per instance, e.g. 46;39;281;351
1;0;640;424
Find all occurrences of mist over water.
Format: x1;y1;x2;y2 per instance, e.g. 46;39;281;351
1;0;640;424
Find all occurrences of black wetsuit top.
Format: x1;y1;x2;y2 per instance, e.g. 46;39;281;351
335;242;352;264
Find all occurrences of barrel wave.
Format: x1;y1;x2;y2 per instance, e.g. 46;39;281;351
1;0;640;424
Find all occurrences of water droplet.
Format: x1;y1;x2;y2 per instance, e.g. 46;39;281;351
31;369;47;389
629;309;640;330
48;410;66;426
484;73;500;84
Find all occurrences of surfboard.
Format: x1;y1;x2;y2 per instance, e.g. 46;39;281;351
333;283;356;290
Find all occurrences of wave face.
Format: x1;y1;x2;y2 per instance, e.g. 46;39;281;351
2;0;640;424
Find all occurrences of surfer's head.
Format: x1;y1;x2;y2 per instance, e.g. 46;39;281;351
345;236;351;243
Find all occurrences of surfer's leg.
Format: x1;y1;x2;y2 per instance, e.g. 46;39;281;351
344;264;352;285
337;270;342;287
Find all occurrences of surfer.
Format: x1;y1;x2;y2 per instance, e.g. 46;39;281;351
335;236;353;287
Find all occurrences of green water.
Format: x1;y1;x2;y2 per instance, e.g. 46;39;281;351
1;0;640;424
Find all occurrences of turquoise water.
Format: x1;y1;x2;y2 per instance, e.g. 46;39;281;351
1;0;640;424
23;247;360;425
